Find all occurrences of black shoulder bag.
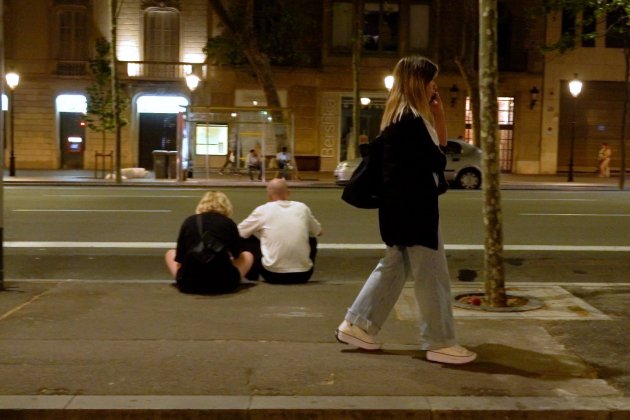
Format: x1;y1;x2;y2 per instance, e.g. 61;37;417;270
341;134;384;209
176;215;231;293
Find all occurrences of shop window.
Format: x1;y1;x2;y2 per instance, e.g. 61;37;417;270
465;97;514;172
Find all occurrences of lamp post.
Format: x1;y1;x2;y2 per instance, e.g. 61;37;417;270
5;72;19;176
182;74;200;181
567;75;583;182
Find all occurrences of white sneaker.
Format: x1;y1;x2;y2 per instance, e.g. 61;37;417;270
335;320;381;351
426;345;477;364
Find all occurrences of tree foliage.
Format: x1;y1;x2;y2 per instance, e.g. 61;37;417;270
85;37;128;152
541;0;629;53
204;0;319;67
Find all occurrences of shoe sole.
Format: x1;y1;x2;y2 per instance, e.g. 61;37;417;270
426;350;477;365
335;329;381;351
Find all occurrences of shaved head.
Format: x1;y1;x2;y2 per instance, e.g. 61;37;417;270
267;178;289;201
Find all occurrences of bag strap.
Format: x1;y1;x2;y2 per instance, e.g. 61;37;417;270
196;214;204;239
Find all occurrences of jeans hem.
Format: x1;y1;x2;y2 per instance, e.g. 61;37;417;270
344;310;380;336
419;340;458;351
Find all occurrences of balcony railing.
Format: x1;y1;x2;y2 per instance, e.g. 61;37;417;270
56;60;88;76
117;61;206;82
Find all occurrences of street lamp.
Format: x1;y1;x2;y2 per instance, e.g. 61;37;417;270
5;72;20;176
185;74;200;93
567;74;583;182
384;75;394;91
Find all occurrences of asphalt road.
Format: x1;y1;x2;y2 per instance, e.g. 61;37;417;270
2;186;629;283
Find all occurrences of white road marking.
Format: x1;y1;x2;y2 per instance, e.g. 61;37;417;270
3;242;629;252
521;213;629;217
5;242;175;248
12;209;171;213
506;198;598;201
43;194;199;198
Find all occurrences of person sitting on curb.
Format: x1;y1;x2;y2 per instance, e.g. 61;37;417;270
238;178;322;284
165;191;253;294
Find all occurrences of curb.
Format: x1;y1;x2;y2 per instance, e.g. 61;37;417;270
1;396;629;419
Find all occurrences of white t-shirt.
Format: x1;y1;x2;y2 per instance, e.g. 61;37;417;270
238;200;322;273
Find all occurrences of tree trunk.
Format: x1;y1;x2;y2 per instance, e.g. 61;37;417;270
479;0;506;307
454;0;481;147
208;0;286;154
208;0;281;111
619;43;629;190
350;0;363;161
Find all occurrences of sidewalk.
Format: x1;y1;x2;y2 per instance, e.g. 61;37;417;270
1;278;629;419
2;168;628;190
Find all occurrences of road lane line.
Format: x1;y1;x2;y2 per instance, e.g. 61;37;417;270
521;213;629;217
12;209;171;213
42;194;199;198
3;242;630;251
5;242;175;248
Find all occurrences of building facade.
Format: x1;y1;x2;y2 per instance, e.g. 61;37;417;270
2;0;627;176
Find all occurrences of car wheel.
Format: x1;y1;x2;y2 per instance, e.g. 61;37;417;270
456;169;481;189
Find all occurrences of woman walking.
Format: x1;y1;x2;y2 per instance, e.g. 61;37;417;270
335;56;476;365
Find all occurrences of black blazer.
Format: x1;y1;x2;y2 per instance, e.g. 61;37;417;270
378;113;446;250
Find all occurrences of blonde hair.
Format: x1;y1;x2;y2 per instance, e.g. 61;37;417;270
380;56;438;132
195;191;233;217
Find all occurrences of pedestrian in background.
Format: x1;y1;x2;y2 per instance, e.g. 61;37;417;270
246;149;262;181
276;147;291;179
335;55;476;365
598;143;612;177
219;150;237;175
238;178;322;284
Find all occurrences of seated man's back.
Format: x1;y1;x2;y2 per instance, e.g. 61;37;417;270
238;179;322;283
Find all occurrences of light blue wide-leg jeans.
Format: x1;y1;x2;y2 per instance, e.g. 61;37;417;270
345;231;456;350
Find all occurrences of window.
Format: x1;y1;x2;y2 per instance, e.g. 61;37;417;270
561;8;576;40
330;0;400;53
581;7;596;47
409;3;430;51
55;5;89;75
465;97;515;172
331;1;353;50
58;8;88;60
145;9;180;62
196;124;229;156
605;6;628;49
363;1;399;52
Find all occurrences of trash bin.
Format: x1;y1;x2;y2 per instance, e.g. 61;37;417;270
166;151;179;179
152;150;168;179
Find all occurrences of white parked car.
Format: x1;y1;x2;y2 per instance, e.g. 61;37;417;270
334;139;483;189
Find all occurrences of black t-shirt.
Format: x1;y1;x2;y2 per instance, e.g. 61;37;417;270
175;212;243;264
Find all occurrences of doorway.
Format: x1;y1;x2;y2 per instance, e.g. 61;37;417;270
136;95;188;170
56;95;87;169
